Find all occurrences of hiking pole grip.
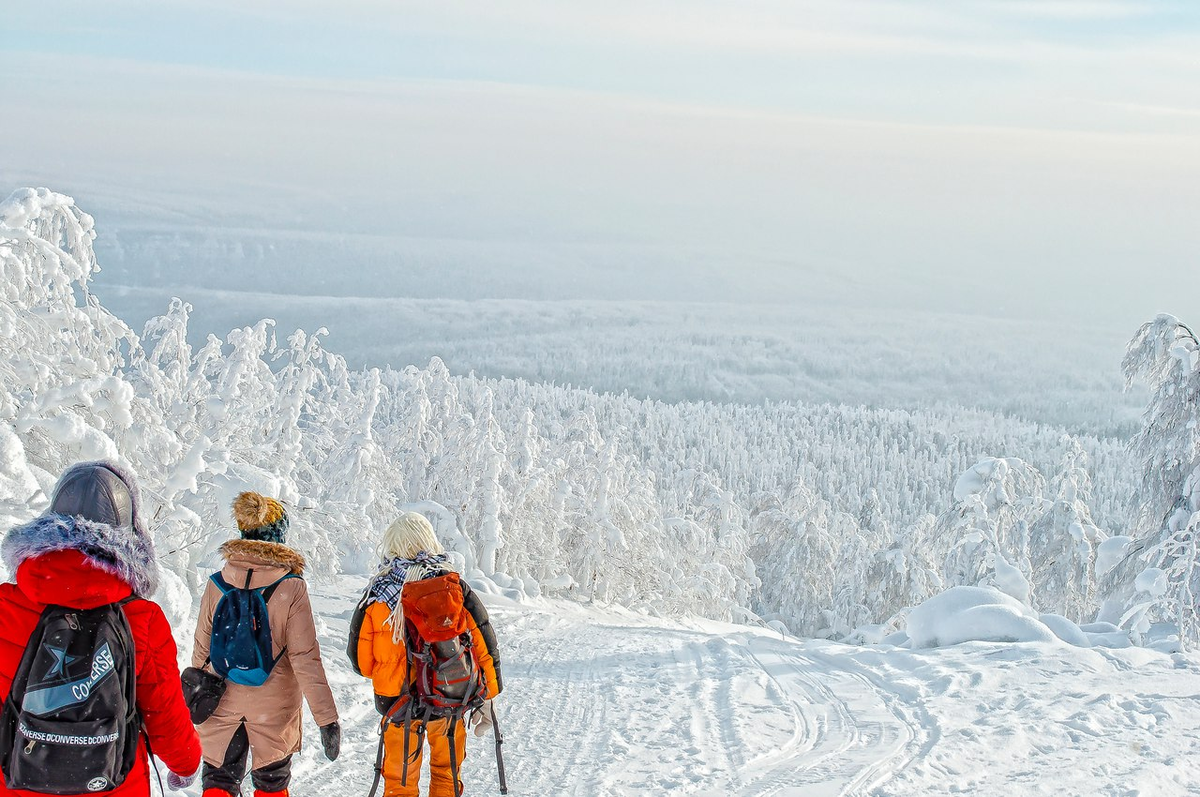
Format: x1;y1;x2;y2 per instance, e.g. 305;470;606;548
491;702;508;795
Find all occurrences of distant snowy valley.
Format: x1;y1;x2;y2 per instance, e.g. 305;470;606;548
44;183;1145;438
3;188;1199;795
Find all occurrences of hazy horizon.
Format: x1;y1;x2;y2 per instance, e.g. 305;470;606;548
2;0;1196;428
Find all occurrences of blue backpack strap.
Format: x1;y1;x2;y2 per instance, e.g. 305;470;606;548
210;573;235;595
211;571;297;597
256;574;302;668
258;573;301;603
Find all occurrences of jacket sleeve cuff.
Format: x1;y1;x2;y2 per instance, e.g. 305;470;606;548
312;707;340;728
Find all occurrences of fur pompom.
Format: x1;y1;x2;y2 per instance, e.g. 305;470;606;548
233;492;283;531
232;492;288;543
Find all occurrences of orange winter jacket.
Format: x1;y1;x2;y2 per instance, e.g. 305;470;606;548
348;578;502;702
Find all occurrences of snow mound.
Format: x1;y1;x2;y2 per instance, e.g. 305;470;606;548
906;587;1129;650
1038;612;1092;648
906;586;1056;648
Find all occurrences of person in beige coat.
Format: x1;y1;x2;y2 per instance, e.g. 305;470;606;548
191;492;340;797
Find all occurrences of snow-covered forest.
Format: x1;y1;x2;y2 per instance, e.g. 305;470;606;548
2;187;1198;651
99;278;1142;438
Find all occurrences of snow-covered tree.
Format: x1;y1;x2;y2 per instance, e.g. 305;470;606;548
929;457;1046;601
1027;439;1106;619
858;514;941;634
0;187;1145;637
1114;315;1200;644
749;484;839;637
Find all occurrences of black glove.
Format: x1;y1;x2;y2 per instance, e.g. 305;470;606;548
320;722;341;761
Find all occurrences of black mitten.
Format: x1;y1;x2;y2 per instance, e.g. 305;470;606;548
320;722;341;761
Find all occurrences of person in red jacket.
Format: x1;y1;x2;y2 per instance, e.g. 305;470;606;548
0;460;201;796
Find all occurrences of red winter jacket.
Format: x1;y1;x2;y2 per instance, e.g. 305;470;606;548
0;548;201;796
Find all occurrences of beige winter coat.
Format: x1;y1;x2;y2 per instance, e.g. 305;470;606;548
192;540;339;767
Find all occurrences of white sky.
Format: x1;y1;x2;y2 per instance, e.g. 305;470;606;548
1;0;1198;322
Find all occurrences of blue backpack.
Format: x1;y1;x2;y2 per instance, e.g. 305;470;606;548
209;571;299;687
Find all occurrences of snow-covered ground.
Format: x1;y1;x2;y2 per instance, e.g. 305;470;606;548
235;577;1200;797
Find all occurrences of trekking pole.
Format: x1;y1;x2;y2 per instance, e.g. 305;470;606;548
491;702;509;795
366;718;387;797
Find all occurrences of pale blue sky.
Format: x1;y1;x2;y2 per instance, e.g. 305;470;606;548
5;0;1199;125
1;0;1198;322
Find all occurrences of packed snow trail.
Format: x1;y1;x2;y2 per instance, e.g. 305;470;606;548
208;576;1200;797
280;577;921;797
469;610;925;796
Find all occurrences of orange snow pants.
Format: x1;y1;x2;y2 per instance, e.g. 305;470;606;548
383;718;468;797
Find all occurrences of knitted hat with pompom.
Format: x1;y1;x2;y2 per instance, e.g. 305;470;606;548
233;491;289;544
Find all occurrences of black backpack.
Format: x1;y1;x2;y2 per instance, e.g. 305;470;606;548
0;598;141;794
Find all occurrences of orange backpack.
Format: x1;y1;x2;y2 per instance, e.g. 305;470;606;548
403;572;472;642
370;572;489;797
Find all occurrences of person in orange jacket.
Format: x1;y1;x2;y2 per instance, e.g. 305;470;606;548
348;513;502;797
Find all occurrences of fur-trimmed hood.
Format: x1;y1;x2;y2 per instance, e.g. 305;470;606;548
220;539;306;576
2;513;160;598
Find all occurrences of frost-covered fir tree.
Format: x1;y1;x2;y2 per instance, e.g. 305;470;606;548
1115;315;1200;644
662;469;757;621
748;484;839;636
858;514;941;634
929;457;1046;602
1028;439;1107;619
829;491;888;638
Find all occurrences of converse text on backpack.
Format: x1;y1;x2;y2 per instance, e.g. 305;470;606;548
0;599;141;794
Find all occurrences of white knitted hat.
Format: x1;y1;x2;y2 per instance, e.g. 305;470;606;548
381;511;444;560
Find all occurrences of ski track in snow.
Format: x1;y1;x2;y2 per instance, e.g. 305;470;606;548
434;608;924;797
269;576;926;797
173;576;1200;797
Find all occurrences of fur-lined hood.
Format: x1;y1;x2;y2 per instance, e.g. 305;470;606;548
3;461;159;598
3;513;159;598
220;539;306;576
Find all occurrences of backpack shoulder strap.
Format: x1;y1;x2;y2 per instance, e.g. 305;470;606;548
260;573;301;604
256;574;303;668
210;573;235;595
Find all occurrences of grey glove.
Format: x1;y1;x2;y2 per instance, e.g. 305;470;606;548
166;770;197;791
470;700;495;737
320;722;341;761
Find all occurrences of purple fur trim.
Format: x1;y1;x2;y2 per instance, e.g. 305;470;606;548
3;513;160;597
